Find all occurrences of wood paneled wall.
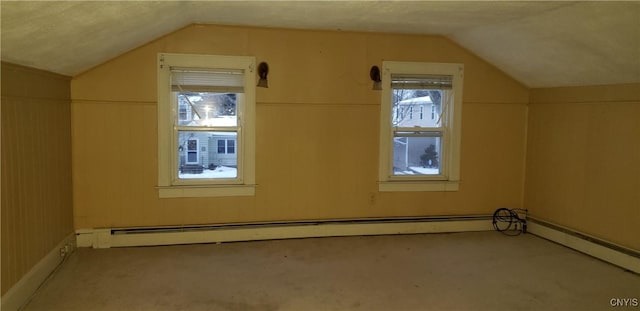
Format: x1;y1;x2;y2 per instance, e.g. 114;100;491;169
71;24;529;229
525;83;640;250
1;62;73;295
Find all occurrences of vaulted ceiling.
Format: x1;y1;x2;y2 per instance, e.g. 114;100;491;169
1;1;639;88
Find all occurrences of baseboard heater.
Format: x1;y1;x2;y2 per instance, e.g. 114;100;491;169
76;215;639;273
527;217;640;274
76;215;494;248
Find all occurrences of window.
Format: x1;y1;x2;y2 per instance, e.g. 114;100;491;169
157;53;256;197
217;139;235;154
378;61;463;191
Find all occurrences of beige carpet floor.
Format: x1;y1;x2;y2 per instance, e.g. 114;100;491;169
23;231;639;311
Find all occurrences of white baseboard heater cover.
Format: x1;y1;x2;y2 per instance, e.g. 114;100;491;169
76;216;493;248
527;218;640;274
75;215;640;273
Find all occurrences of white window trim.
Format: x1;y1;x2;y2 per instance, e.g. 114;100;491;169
157;53;256;198
378;61;463;192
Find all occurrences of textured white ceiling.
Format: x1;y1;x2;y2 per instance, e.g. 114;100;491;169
1;1;639;88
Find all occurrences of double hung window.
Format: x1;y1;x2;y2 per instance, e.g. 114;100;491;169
157;53;256;197
379;61;463;191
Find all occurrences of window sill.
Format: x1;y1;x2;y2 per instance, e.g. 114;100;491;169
378;180;459;192
157;184;255;198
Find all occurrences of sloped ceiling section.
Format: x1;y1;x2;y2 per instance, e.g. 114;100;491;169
1;1;193;76
1;1;639;88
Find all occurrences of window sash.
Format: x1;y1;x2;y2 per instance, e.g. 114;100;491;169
172;90;243;183
171;91;243;184
174;92;240;128
390;88;446;129
389;130;447;180
390;88;448;180
171;84;242;184
173;129;242;184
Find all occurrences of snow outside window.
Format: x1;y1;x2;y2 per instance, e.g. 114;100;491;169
378;61;463;192
157;53;256;198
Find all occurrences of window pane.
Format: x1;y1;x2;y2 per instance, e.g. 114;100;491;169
392;136;441;176
392;89;442;128
178;131;238;179
176;92;237;127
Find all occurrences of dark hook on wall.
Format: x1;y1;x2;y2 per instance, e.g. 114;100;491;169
370;65;382;90
257;62;269;88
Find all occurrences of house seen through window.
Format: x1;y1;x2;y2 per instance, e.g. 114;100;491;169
175;89;239;179
391;80;445;176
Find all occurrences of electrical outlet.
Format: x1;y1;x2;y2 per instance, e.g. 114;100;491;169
59;247;66;258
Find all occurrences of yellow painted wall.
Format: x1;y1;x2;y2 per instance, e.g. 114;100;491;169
1;63;73;295
71;24;528;229
525;84;640;250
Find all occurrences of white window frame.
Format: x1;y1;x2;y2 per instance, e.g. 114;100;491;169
378;61;463;192
157;53;256;198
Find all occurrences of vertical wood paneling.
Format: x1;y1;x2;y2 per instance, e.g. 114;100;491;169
1;62;73;295
71;25;529;230
526;84;640;251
